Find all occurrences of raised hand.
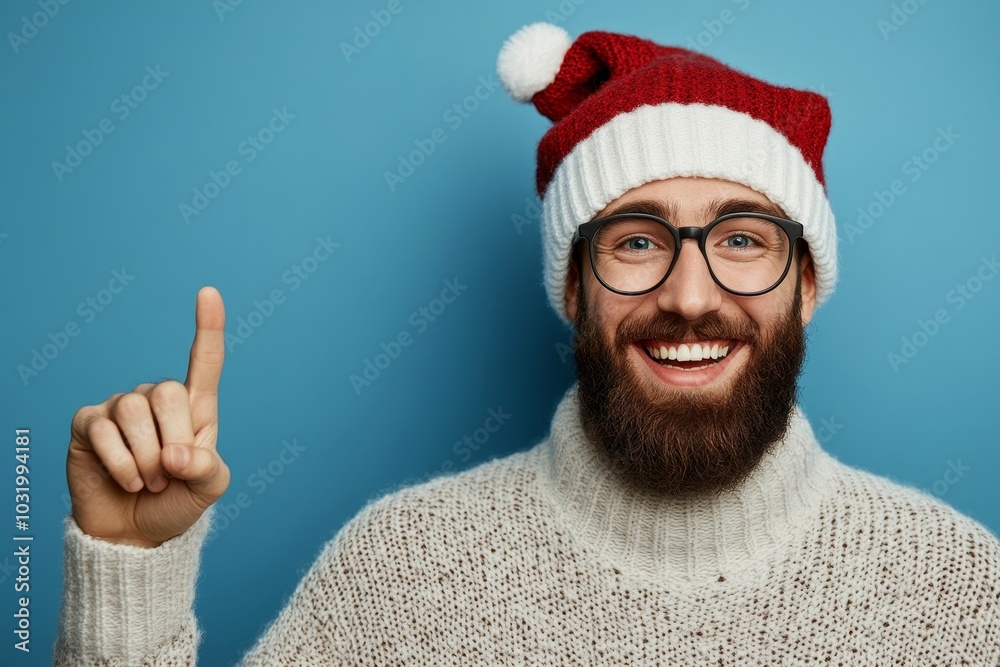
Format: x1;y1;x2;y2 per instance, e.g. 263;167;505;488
66;286;230;547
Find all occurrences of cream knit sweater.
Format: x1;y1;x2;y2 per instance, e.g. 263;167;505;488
54;384;1000;665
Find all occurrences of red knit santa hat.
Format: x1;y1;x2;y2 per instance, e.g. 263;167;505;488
497;23;838;326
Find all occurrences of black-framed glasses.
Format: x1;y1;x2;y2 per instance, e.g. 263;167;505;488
571;212;805;297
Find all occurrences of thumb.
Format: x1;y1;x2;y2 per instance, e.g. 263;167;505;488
162;444;230;502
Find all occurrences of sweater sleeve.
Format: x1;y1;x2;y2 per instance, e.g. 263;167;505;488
52;507;216;666
53;507;359;666
53;494;415;665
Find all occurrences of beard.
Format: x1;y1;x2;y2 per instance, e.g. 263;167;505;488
572;268;807;498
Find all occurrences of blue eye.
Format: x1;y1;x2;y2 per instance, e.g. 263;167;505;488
626;237;652;251
725;234;755;248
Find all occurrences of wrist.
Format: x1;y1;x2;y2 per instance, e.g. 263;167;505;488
71;510;167;548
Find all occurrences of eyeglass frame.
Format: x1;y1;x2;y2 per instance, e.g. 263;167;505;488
570;211;806;297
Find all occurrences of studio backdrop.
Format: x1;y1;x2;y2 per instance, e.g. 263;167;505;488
2;0;998;664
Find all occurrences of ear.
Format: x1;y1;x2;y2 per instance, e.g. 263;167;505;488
564;248;581;324
799;245;817;327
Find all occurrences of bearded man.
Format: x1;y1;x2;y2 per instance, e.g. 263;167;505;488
55;23;999;665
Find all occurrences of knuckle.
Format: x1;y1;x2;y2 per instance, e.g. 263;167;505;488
103;392;125;404
112;392;151;420
150;379;188;405
98;393;125;413
133;382;156;394
71;405;97;428
73;395;115;424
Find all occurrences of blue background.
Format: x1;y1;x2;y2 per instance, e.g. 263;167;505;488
2;0;998;663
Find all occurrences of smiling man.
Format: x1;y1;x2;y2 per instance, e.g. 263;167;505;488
570;178;812;497
55;23;999;666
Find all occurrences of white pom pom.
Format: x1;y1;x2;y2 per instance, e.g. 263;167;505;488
497;23;572;103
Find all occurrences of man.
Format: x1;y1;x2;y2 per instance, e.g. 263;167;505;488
55;23;999;664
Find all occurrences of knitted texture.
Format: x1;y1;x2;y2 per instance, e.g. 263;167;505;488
497;25;839;326
54;500;214;666
529;30;831;193
54;385;1000;665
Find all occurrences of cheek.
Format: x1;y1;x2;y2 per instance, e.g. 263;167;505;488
587;287;645;331
731;295;795;342
737;280;796;322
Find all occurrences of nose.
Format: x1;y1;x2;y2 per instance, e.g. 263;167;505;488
654;239;723;320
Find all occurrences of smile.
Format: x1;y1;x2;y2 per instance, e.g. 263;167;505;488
643;340;732;366
633;338;743;386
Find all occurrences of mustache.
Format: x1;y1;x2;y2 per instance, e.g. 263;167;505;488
614;310;760;350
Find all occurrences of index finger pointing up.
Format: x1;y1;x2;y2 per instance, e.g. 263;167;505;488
185;286;226;406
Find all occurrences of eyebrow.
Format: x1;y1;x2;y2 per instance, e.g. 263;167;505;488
598;196;789;222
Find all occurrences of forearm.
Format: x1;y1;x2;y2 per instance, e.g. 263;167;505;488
53;507;215;666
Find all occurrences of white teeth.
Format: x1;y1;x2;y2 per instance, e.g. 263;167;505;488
645;341;734;364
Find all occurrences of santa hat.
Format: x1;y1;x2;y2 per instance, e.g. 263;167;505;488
496;23;838;326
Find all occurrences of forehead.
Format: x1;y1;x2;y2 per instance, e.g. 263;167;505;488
594;177;785;220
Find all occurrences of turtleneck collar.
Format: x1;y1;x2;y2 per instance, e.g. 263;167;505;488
537;383;839;584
